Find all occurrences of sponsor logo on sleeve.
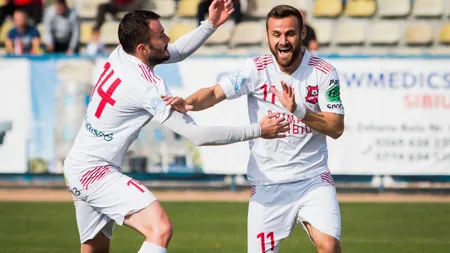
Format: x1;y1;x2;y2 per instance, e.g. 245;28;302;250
151;97;163;110
329;79;339;86
327;103;344;110
326;84;341;102
228;69;247;92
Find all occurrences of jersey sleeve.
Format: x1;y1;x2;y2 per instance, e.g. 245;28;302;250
163;20;216;64
141;82;171;123
161;110;260;146
219;58;258;100
318;68;345;114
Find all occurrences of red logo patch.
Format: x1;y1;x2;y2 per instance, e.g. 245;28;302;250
305;85;319;104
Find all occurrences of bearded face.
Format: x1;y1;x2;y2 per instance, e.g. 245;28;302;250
267;16;304;69
144;19;171;65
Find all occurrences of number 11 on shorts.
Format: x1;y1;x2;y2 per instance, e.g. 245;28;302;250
127;179;144;193
257;232;274;252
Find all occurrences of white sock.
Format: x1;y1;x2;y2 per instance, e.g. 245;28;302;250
138;242;167;253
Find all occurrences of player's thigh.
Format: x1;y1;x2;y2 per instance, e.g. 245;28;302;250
297;174;341;244
87;171;158;227
248;184;299;253
81;230;111;253
74;197;114;248
303;222;341;253
123;200;172;238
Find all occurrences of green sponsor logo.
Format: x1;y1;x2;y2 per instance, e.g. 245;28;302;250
326;85;341;102
85;120;114;141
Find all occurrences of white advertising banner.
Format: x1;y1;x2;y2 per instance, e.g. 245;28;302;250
2;56;448;175
0;59;31;173
171;57;450;175
327;58;450;175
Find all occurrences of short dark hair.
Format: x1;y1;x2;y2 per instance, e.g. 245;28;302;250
14;8;28;16
266;5;304;30
118;10;161;54
56;0;67;6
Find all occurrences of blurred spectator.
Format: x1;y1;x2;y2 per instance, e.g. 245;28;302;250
0;0;43;30
43;0;80;55
85;27;106;56
93;0;144;31
5;9;41;55
300;10;319;52
197;0;244;26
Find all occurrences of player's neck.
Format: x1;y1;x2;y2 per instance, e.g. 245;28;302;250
133;53;155;70
278;51;304;76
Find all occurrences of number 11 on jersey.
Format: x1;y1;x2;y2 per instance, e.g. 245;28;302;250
91;62;123;119
261;84;295;105
261;84;276;104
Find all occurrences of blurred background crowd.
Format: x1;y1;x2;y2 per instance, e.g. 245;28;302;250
0;0;449;56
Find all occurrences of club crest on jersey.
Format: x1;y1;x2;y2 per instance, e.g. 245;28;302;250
228;69;247;92
305;85;319;104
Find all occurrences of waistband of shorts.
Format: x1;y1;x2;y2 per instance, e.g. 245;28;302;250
63;158;119;175
247;166;329;186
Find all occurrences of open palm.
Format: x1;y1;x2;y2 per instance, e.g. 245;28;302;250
271;81;297;113
161;95;193;114
208;0;235;27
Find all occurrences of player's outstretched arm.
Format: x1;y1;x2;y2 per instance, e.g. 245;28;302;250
164;0;234;64
162;84;226;113
163;58;257;113
299;111;343;139
271;81;344;139
160;109;289;146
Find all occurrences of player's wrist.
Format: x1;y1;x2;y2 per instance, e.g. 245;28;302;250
203;18;217;30
292;103;306;120
289;103;297;113
252;123;262;137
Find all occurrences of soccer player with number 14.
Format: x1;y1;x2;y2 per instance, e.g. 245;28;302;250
62;1;289;253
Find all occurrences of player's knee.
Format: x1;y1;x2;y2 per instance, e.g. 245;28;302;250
155;220;173;242
316;236;340;253
142;218;173;242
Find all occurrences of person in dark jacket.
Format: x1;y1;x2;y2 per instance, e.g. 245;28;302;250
300;9;319;52
197;0;242;26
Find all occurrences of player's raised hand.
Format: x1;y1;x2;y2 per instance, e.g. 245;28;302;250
271;81;297;113
161;95;193;114
208;0;235;28
259;113;290;139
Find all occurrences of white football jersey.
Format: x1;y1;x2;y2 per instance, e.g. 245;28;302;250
65;46;171;171
219;49;344;185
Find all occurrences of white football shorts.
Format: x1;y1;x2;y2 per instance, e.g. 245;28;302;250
63;163;157;243
247;171;341;253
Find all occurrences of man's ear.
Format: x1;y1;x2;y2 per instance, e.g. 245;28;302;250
136;43;147;55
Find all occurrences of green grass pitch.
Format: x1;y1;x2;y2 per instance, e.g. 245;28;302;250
0;201;449;253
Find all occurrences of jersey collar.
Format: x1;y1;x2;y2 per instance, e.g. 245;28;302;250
119;45;145;65
117;45;157;76
272;47;311;78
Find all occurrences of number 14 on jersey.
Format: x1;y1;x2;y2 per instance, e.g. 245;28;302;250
90;62;123;119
